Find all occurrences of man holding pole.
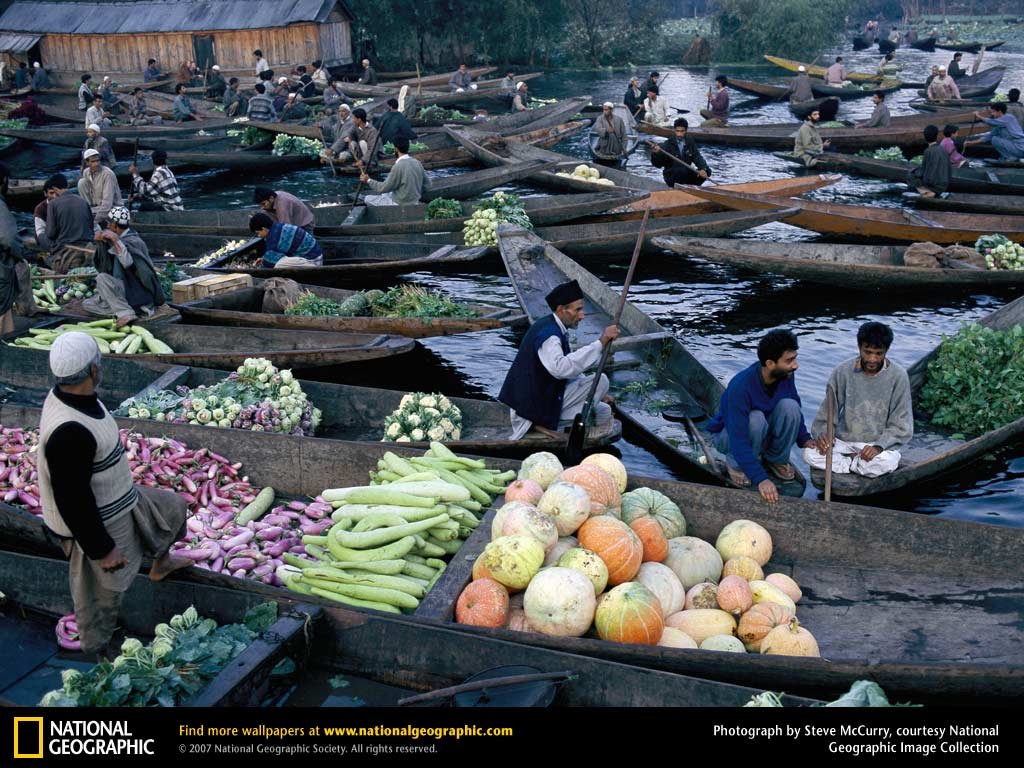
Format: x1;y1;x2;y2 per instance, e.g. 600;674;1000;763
650;118;711;187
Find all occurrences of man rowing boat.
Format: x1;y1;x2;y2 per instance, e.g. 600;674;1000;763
650;117;710;187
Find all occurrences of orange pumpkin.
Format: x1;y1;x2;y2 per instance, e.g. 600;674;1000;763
472;552;495;581
558;465;622;516
594;582;664;645
629;517;669;563
737;602;794;647
577;516;643;585
455;579;510;628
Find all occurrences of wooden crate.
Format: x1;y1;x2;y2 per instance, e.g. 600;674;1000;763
171;273;253;304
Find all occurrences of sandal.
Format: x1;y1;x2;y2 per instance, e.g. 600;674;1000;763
767;462;796;481
726;465;751;488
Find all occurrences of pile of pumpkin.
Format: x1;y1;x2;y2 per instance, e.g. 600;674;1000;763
455;452;819;657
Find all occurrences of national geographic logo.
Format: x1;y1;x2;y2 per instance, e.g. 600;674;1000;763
13;718;155;759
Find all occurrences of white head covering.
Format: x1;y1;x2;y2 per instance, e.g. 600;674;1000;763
33;62;40;68
602;101;614;109
50;332;100;378
103;75;111;82
108;206;130;226
797;65;806;72
516;81;526;89
278;76;288;84
211;65;220;71
87;123;100;133
83;148;100;160
338;103;351;113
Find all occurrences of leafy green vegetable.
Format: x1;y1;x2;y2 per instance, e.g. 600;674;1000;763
383;141;428;155
858;146;907;162
417;105;466;123
426;198;464;220
284;291;349;317
272;134;323;157
241;126;273;147
919;323;1024;437
158;262;187;299
823;680;921;707
370;285;477;319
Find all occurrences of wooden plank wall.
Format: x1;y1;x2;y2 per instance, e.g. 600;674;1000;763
38;22;348;76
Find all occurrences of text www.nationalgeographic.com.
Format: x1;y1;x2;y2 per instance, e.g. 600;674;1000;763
322;725;513;739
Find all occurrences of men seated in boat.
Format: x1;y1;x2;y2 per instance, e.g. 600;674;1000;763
272;77;292;113
127;88;160;126
359;137;426;206
246;83;277;122
204;65;226;100
887;28;901;45
650;117;710;187
965;103;1024;162
129;150;183;212
373;98;417;145
939;124;968;168
296;65;317;99
254;187;314;233
249;212;323;269
324;107;376;167
947;52;967;80
498;278;618;441
280;93;309;123
1006;89;1024;128
32;62;52;92
83;124;116;169
143;58;163;82
700;75;729;127
13;62;29;94
512;82;531;112
311;60;329;90
793;110;830;167
33;182;56;252
642;71;661;95
223;78;248;117
172;83;200;122
804;322;911;479
358;58;378;86
85;96;111;130
926;66;960;101
643;86;670;127
785;66;815;104
87;206;166;327
877;52;901;77
924;65;940;88
78;149;123;225
99;77;120;114
824;57;847;86
316;102;345;145
448;64;477;92
498;70;517;107
707;329;815;503
909;125;951;198
624;77;644;118
855;91;891;128
43;174;97;273
37;331;191;660
322;79;348;110
594;102;628;162
78;74;95;110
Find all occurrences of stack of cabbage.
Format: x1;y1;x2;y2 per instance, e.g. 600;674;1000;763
463;191;532;246
271;134;323;157
115;357;322;435
382;391;462;442
977;234;1024;270
556;164;615;186
193;239;249;268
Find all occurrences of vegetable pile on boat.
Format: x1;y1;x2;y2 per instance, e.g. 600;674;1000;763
382;391;462;442
456;451;820;658
8;320;173;354
193;239;249;268
556;164;616;186
271;134;323;157
977;234;1024;271
283;285;476;320
240;125;273;146
463;191;532;246
278;442;514;613
30;267;96;312
115;357;321;435
416;105;466;122
39;603;281;707
383;141;428;154
425;197;463;220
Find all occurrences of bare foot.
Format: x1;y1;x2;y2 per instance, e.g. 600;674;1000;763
116;316;134;329
727;465;751;487
149;552;194;581
767;462;796;481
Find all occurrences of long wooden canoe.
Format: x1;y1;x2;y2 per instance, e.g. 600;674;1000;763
0;410;1019;703
909;98;992;112
0;119;235;145
133;190;647;237
915;66;1006;99
903;191;1024;216
173;281;526;339
764;55;883;84
3;178;45;210
496;224;806;496
909;35;938;51
0;348;618;456
676;185;1024;244
340;73;544;107
726;77;787;100
810;295;1024;496
388;65;497;87
810;79;902;99
651;236;1024;290
9;322;414;370
778;151;1024;195
935;40;1005;53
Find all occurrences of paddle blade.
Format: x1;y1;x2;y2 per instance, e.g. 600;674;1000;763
565;414;586;466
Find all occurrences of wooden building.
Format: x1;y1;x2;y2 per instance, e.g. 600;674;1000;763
0;0;354;84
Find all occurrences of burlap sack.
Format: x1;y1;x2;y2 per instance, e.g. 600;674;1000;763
942;245;986;269
261;277;304;314
902;241;944;268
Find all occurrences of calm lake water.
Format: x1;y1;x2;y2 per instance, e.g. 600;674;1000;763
9;43;1023;527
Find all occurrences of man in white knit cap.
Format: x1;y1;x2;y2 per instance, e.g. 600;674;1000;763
38;332;192;658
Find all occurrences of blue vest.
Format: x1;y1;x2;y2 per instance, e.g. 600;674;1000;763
499;314;570;429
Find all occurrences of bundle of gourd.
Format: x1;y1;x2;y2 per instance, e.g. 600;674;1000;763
455;451;819;658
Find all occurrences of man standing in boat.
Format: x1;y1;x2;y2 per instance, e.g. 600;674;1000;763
624;76;644;118
805;322;911;479
499;278;618;441
707;329;815;503
37;331;192;659
651;117;710;187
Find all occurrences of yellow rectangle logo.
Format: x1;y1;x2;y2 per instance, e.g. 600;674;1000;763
13;717;43;759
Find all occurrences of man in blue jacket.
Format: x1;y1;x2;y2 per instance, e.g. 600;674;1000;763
707;329;813;502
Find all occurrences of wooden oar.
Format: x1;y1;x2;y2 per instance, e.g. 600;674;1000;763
644;139;717;185
317;125;337;177
824;383;836;502
565;208;650;465
351;126;384;206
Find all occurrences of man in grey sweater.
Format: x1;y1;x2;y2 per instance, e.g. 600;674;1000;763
359;137;426;206
44;174;98;273
804;321;912;478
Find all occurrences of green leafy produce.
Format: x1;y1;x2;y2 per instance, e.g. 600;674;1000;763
370;285;477;319
241;125;273;146
272;134;323;157
158;262;187;299
383;141;428;155
39;604;278;707
284;291;349;317
463;191;532;246
977;234;1024;270
859;146;907;162
919;323;1024;438
417;105;466;123
426;198;464;220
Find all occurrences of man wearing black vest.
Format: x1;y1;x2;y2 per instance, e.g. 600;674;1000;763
499;276;618;440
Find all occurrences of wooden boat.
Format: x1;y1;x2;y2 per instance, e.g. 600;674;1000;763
903;191;1024;216
133;190;647;237
182;242;490;286
675;185;1024;244
909;35;938;51
851;32;875;50
651;236;1024;290
764;55;883;84
340;73;544;107
496;224;806;496
0;410;1020;704
409;95;587;131
9;322;414;371
908;98;991;112
582;174;840;222
587;104;639;167
810;79;902;99
389;66;497;88
0;348;618;456
916;66;1006;99
2;178;44;210
0;542;810;708
777;151;1024;195
809;295;1024;497
0;119;235;147
877;37;897;54
788;96;839;121
726;77;787;100
173;280;526;339
935;40;1005;53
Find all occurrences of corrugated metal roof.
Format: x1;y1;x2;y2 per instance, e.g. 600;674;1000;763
0;1;351;34
0;32;40;52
